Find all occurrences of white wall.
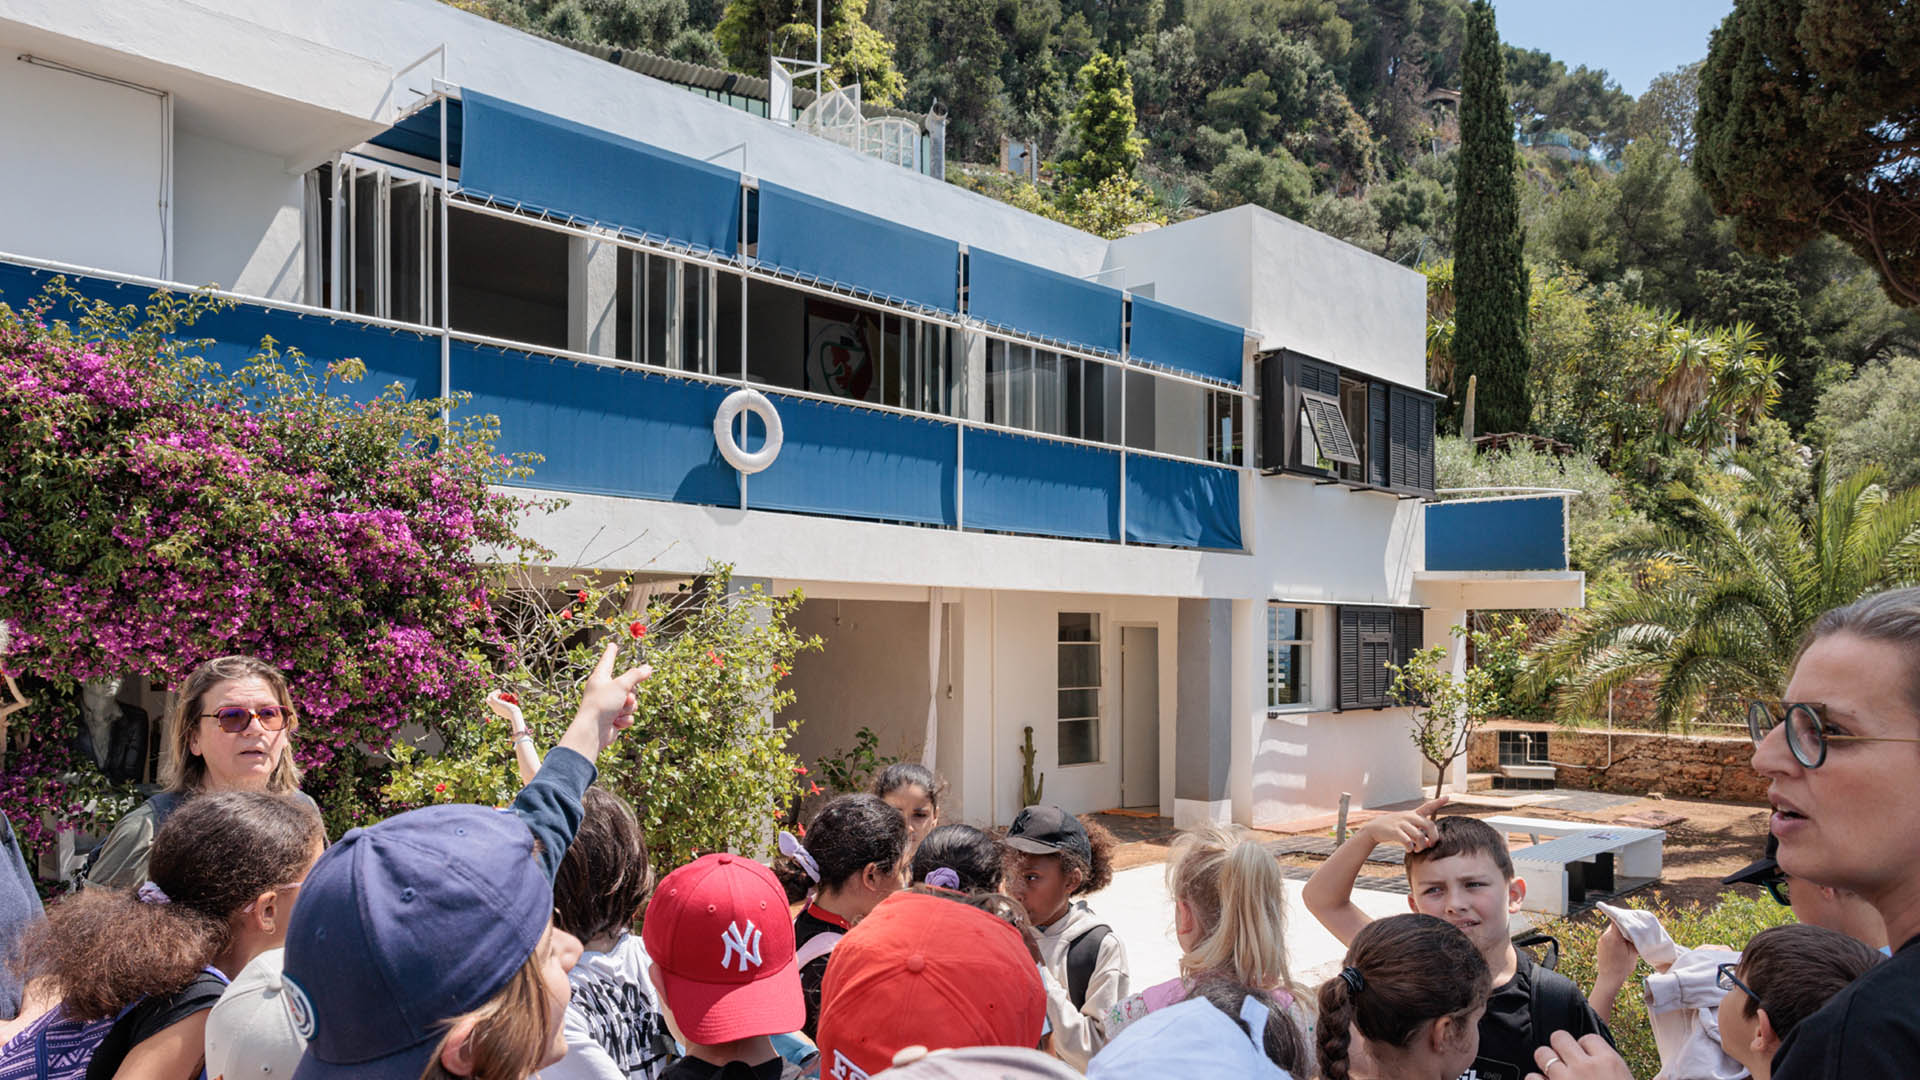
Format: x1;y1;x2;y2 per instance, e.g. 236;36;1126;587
172;130;305;299
780;598;930;773
985;591;1180;824
1106;205;1429;390
1250;706;1430;826
0;56;167;276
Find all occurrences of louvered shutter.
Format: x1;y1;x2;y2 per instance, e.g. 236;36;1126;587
1299;358;1340;396
1388;386;1413;490
1415;397;1436;494
1368;382;1389;487
1337;607;1361;709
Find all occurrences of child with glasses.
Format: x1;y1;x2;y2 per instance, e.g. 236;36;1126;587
1715;925;1881;1080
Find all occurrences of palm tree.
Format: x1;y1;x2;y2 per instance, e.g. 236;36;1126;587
1527;462;1920;727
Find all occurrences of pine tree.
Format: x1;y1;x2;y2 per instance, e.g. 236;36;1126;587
1451;0;1530;433
1059;51;1145;192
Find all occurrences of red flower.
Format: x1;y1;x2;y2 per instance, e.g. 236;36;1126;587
469;598;484;611
499;692;518;705
773;663;788;677
808;781;822;795
708;649;724;667
793;764;809;776
796;824;806;838
629;622;647;639
576;590;589;603
560;609;573;620
434;782;447;794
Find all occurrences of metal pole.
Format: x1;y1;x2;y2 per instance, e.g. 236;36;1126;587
439;94;451;426
815;0;823;98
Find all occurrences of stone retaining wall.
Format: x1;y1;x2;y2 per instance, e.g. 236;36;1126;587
1467;722;1769;803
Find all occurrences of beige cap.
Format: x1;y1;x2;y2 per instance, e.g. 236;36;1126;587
205;948;308;1079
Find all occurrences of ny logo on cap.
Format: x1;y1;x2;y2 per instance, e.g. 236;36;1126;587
721;920;763;971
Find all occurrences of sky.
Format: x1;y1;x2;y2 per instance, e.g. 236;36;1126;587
1491;0;1734;97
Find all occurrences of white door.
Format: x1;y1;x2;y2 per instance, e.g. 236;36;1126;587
1120;626;1160;808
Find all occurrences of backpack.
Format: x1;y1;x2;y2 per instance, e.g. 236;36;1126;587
0;965;229;1080
0;1004;133;1080
1065;924;1112;1011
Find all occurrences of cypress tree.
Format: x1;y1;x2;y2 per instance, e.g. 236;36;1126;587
1452;0;1530;434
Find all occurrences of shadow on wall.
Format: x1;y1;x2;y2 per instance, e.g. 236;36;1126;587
779;598;931;783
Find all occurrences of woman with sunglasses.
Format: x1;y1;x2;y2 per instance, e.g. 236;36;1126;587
82;656;312;891
1747;586;1920;1080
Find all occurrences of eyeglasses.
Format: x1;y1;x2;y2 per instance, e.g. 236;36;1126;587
241;878;306;915
1746;700;1920;769
1715;962;1761;1008
200;705;297;733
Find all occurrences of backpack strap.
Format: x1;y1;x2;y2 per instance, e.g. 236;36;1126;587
1065;924;1111;1011
795;931;844;972
1524;952;1585;1044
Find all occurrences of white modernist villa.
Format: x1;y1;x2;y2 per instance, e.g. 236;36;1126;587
0;0;1581;829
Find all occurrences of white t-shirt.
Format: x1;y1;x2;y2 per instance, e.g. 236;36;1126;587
541;932;677;1080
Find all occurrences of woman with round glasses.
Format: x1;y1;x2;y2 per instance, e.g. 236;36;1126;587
83;655;313;890
1749;586;1920;1080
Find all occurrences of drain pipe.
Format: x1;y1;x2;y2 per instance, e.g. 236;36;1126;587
1521;687;1616;771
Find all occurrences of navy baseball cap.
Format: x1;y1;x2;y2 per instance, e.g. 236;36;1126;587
283;803;553;1079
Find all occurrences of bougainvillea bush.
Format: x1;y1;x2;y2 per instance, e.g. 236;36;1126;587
0;282;548;848
386;565;822;872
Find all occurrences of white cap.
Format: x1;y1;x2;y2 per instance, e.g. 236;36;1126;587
205;948;308;1079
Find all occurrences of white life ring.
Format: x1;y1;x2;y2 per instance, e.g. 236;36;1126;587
714;388;783;474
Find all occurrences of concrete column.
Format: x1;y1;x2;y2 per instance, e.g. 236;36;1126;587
568;230;619;357
1228;598;1262;825
953;589;997;825
1424;606;1470;793
1174;598;1234;829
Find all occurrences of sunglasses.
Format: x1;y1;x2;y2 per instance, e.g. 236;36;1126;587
200;705;297;733
1761;875;1789;907
241;878;306;915
1715;962;1761;1009
1746;700;1920;769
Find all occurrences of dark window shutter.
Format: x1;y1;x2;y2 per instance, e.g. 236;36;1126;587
1416;397;1436;494
1388;387;1413;490
1259;352;1286;469
1300;358;1340;397
1359;608;1393;706
1337;606;1361;709
1393;609;1423;668
1368;382;1389;487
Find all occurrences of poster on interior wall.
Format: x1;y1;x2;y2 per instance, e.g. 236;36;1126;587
805;298;881;402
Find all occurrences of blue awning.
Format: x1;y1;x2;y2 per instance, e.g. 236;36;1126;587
967;248;1123;355
962;428;1120;541
1125;455;1242;550
458;90;742;256
748;392;958;525
756;183;959;313
1128;294;1247;385
368;99;464;167
1426;496;1568;571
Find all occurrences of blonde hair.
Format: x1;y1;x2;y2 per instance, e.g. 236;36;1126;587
1166;823;1300;1001
162;655;302;794
418;946;557;1080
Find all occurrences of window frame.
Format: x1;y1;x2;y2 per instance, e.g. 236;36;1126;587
1266;603;1317;711
1259;349;1439;499
1056;611;1103;767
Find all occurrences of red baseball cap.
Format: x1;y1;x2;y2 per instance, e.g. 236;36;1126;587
816;891;1046;1078
642;853;804;1044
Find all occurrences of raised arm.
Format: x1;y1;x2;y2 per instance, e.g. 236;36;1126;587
1302;797;1447;946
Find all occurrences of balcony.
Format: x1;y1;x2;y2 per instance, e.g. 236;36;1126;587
0;255;1244;553
1416;490;1584;610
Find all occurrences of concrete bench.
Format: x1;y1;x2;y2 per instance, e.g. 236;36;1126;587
1484;815;1664;915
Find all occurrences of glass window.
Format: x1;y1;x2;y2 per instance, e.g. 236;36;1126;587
1058;613;1101;765
644;253;674;368
1267;605;1313;708
1033;349;1063;435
